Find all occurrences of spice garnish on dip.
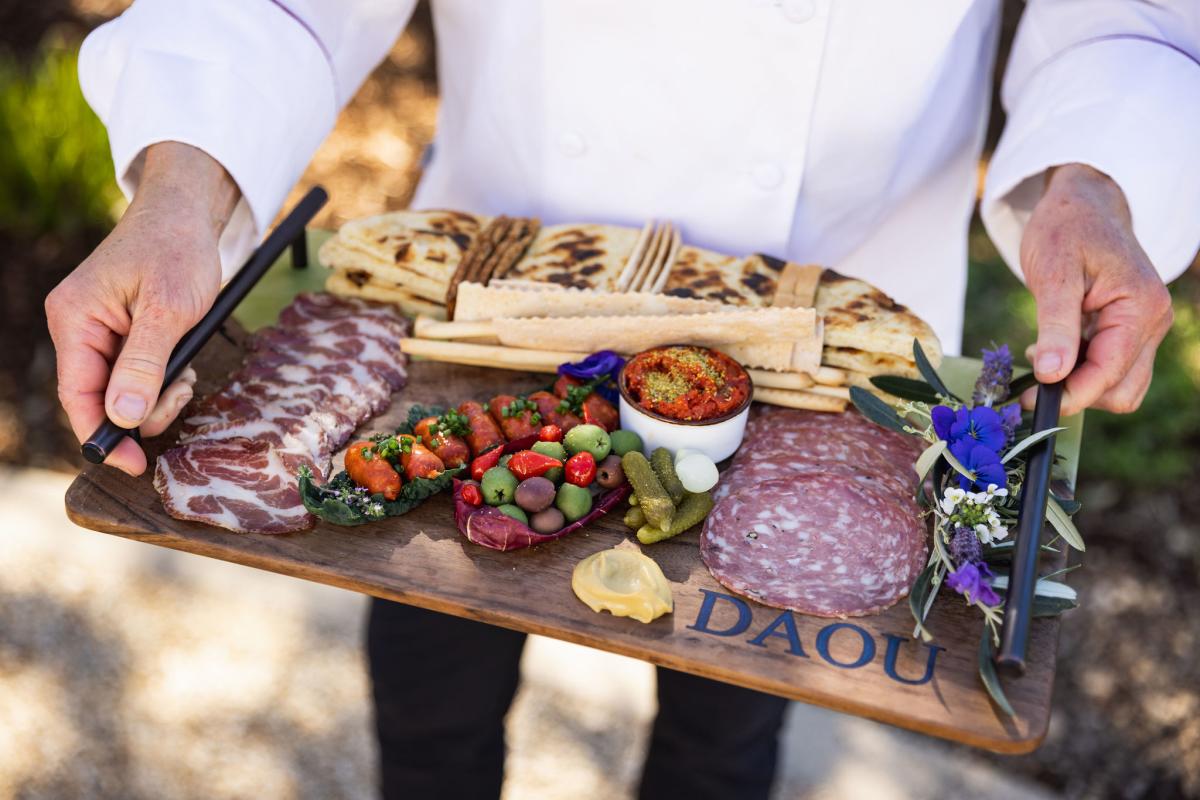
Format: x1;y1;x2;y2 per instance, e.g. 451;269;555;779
618;345;753;461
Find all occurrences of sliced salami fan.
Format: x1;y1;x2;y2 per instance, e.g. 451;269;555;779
715;457;915;505
701;475;927;617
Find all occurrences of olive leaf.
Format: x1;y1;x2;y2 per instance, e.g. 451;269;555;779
1001;426;1067;464
908;563;939;642
913;439;947;484
849;386;909;433
1051;493;1081;516
913;339;960;402
1008;370;1038;397
869;375;939;404
978;631;1016;717
1045;495;1086;552
1032;594;1080;617
941;444;977;483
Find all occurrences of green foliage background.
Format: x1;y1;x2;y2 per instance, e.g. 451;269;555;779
0;42;122;237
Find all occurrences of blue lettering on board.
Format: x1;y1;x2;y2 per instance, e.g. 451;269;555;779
746;610;808;657
815;622;876;669
688;589;753;637
882;634;945;685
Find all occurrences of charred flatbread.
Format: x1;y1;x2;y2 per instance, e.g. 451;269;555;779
821;346;921;378
325;269;448;320
318;235;449;303
661;250;785;306
503;223;641;290
815;269;942;365
336;209;487;285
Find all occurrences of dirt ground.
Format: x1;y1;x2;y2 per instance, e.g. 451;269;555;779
2;3;1198;798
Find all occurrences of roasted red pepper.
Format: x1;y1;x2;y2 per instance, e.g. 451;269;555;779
564;451;596;487
538;424;563;443
461;482;483;507
506;449;564;481
470;446;504;482
344;440;403;500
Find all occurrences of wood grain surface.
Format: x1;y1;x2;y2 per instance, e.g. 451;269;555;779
62;317;1066;754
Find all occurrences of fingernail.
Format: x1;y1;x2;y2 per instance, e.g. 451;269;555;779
1036;352;1063;375
176;389;193;408
114;393;147;423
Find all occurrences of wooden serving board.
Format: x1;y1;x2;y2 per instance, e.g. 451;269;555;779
63;245;1079;753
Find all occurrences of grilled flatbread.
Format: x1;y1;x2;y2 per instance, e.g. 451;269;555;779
821;346;921;378
662;250;785;306
336;209;488;284
815;269;942;365
503;223;641;290
325;270;448;320
318;236;449;303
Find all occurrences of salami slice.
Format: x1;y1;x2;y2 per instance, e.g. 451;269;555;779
701;475;928;617
715;457;914;504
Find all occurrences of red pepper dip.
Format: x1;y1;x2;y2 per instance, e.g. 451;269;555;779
622;346;751;422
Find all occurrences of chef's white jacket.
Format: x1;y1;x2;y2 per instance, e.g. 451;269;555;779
79;0;1200;352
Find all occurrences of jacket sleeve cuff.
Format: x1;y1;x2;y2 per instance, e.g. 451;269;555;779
78;0;337;279
982;37;1200;284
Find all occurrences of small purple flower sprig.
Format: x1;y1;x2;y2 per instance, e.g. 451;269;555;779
850;339;1083;716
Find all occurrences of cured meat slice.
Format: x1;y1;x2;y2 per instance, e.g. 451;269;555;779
155;293;410;533
701;475;927;617
155;437;318;534
715;457;915;504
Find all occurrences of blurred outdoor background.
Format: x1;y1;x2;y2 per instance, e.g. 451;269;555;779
2;2;1198;798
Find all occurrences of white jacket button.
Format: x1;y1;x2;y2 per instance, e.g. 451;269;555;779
558;132;588;157
751;162;784;190
782;0;816;23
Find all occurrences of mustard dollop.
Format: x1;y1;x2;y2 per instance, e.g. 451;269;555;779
571;547;673;623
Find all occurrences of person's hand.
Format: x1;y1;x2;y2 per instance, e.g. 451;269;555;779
1018;163;1174;416
46;142;239;475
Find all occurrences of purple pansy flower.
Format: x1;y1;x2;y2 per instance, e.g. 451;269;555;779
932;405;1007;452
997;402;1022;446
972;344;1013;407
946;560;1002;607
558;350;625;403
949;441;1007;492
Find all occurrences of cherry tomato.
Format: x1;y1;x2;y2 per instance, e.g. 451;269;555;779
564;451;597;487
461;483;483;507
538;424;564;443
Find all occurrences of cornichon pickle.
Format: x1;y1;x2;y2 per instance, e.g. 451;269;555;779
621;451;674;531
637;491;714;545
650;447;685;505
624;504;647;530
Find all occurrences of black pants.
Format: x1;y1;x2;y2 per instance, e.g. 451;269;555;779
367;598;788;800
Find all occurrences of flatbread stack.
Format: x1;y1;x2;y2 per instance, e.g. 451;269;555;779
322;210;943;404
318;209;492;320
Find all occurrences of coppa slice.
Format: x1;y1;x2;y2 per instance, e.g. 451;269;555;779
701;476;927;617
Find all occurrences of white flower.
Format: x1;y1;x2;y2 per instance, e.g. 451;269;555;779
941;487;966;514
989;523;1009;542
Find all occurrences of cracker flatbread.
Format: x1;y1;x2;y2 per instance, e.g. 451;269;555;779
325;270;448;320
453;282;727;322
815;269;942;365
821;346;921;379
492;307;817;362
662;250;785;306
504;223;641;290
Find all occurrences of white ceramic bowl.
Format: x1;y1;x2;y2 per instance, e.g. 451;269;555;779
617;351;752;462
